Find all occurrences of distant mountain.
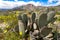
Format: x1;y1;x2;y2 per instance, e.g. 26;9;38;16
12;4;36;11
12;4;60;12
0;4;60;13
12;4;47;12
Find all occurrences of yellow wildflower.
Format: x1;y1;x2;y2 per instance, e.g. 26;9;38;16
19;32;23;36
6;25;9;28
3;30;7;33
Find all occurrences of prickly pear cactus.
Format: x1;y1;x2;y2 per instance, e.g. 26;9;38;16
41;27;52;37
22;14;28;30
18;20;25;38
17;11;56;40
31;13;36;23
38;13;47;28
47;11;55;23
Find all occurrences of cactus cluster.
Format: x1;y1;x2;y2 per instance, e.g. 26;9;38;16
17;11;56;40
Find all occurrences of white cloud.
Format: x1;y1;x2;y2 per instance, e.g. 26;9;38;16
0;0;42;9
0;1;16;9
48;0;57;3
55;0;60;5
48;0;60;6
0;0;60;9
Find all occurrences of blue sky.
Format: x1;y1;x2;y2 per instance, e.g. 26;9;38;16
0;0;60;9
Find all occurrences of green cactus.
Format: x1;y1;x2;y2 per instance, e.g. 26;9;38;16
31;13;36;23
18;14;28;38
38;13;47;28
47;11;55;23
17;11;56;40
22;14;28;30
18;20;25;38
41;27;52;37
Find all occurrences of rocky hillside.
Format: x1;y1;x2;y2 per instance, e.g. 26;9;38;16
0;4;60;15
12;4;60;11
